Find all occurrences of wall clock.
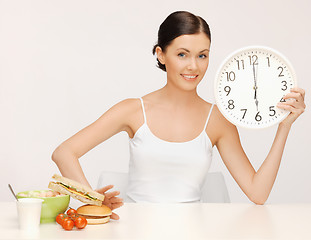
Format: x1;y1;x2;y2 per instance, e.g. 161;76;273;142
214;46;297;129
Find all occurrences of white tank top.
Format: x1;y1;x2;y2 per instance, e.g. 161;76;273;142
127;98;214;203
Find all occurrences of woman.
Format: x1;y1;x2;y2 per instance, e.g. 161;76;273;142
52;11;306;220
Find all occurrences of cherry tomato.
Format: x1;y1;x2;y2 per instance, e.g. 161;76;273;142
74;216;87;229
56;213;66;225
66;208;77;216
62;218;74;231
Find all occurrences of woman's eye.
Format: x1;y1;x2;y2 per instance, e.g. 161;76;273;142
178;53;186;58
199;54;207;59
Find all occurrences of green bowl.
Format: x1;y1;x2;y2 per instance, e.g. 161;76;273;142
17;190;70;223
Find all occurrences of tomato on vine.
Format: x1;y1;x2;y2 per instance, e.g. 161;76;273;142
74;216;87;229
56;207;88;231
66;208;77;216
56;213;66;225
62;218;74;231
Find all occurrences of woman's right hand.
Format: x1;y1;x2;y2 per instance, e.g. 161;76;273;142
96;185;124;220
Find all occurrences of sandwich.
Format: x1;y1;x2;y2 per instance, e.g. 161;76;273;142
76;204;112;224
48;174;105;206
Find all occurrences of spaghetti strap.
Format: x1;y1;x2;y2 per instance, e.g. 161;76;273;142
139;97;147;124
203;104;214;131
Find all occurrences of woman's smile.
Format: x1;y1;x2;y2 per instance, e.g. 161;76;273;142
181;74;199;81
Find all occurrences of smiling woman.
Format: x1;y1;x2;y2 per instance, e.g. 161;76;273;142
152;11;211;72
51;10;306;219
155;33;210;91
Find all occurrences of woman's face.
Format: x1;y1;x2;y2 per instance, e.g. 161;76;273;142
157;32;211;91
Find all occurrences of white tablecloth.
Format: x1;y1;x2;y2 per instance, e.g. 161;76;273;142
1;202;311;239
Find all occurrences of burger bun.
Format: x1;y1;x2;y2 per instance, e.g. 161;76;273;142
77;204;112;225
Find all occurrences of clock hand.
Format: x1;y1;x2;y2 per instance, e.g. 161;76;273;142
255;62;259;111
252;63;259;111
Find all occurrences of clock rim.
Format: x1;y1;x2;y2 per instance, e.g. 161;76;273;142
214;45;298;129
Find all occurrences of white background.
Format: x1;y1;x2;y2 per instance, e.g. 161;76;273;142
1;0;310;203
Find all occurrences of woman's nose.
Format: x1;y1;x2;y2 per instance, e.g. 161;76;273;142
187;57;198;71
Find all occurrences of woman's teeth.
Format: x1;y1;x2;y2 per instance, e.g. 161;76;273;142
182;75;197;80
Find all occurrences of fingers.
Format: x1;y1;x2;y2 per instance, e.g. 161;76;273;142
104;196;123;208
278;87;306;110
111;201;124;210
108;202;124;221
289;87;305;100
276;87;306;126
278;99;298;110
283;89;305;104
277;94;305;119
277;103;296;112
110;212;120;220
95;185;114;194
95;185;124;221
278;104;305;115
277;100;305;113
110;197;123;204
96;186;122;200
283;92;302;102
105;191;120;199
102;191;123;208
103;199;124;220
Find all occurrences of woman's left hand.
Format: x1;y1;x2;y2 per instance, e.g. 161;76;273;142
277;87;306;126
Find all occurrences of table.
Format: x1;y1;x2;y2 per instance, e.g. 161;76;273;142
1;202;311;239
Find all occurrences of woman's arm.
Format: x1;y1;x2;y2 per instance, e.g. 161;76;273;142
215;88;305;204
52;98;137;183
51;98;139;218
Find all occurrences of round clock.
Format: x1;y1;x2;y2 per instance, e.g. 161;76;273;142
214;46;297;129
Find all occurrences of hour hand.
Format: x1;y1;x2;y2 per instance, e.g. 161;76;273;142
254;86;257;99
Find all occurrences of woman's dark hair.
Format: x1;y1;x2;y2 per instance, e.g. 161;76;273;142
152;11;211;72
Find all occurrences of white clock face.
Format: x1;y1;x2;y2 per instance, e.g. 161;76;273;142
214;46;297;129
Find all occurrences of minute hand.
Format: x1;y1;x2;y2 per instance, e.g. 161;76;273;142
252;63;259;111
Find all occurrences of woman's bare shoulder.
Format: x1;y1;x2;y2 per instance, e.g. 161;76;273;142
110;98;141;114
206;104;238;145
198;98;215;112
110;98;143;123
110;98;144;137
209;105;236;129
118;97;140;106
